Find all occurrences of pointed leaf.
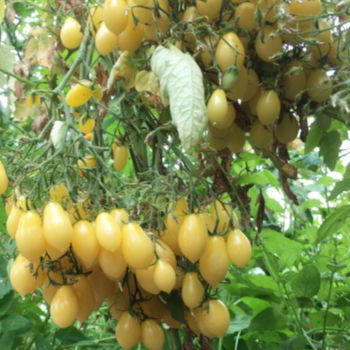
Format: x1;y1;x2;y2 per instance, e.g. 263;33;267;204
291;265;320;298
328;178;350;200
318;130;342;171
304;121;323;154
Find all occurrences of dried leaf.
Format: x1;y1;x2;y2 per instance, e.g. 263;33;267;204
298;106;308;142
50;120;66;148
6;3;16;24
13;99;31;121
14;61;31;78
95;63;109;89
24;36;39;61
256;189;265;233
37;34;55;69
281;163;298;180
32;114;50;139
279;172;299;205
199;334;213;350
183;324;196;350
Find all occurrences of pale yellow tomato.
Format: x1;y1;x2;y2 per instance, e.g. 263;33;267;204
256;90;280;125
234;2;256;32
249;119;273;148
89;5;103;37
60;17;83;49
73;275;95;323
95;212;122;252
115;312;141;349
255;25;283;62
228;124;246;153
141;319;165;350
88;266;116;302
196;0;221;23
103;0;128;35
136;262;161;294
227;228;252;268
241;69;260;102
202;299;230;338
6;204;23;239
110;208;129;230
207;89;228;123
182;272;204;309
153;260;176;293
306;69;332;102
66;81;92;107
275;113;299;144
98;245;127;281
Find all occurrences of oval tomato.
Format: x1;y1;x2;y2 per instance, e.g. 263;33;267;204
72;275;95;323
249;119;273;148
255;25;283;62
115;312;141;349
227;228;252;268
141;319;165;350
79;115;95;134
103;0;128;35
202;299;230;338
0;160;9;196
95;212;122;252
153;260;176;293
256;90;280;125
60;17;83;49
275;113;299;144
113;145;129;172
98;245;127;281
182;272;204;309
66;82;92;107
207;89;228;123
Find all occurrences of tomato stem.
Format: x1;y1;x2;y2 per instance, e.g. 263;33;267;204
166;328;182;350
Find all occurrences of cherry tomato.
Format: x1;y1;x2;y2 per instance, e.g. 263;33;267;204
99;245;127;281
250;119;273;148
122;223;155;269
210;199;239;235
113;145;129;172
6;204;23;239
227;228;252;268
128;0;154;24
208;121;231;137
88;266;116;302
288;0;322;17
107;293;124;320
234;3;257;32
60;17;83;49
136;261;161;294
28;95;40;108
0;160;9;196
103;0;128;35
258;0;281;23
182;6;199;51
155;239;176;270
110;208;129;230
72;275;95;323
78;155;96;169
95;22;118;56
202;299;230;338
201;35;219;68
185;309;201;336
178;214;208;263
256;90;280;125
249;87;264;116
282;59;307;101
306;69;332;102
43;202;73;253
89;5;103;37
275;113;299;144
241;69;260;102
182;272;204;309
72;220;100;269
228;124;246;153
16;211;47;263
115;312;141;349
199;210;215;233
226;66;248;101
207;89;228;123
174;266;185;289
141;319;165;350
215;32;245;71
153;260;176;293
49;184;68;201
66;81;92;107
208;130;231;151
42;272;64;305
5;193;13;216
92;85;103;100
85;132;93;141
196;0;221;23
95;212;122;252
194;307;215;338
255;25;283;62
116;12;143;56
51;285;79;328
79;115;95;134
199;236;229;288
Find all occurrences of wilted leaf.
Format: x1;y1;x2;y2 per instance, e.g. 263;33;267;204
0;43;17;87
32;114;50;139
24;36;39;61
135;70;159;93
37;33;55;69
13;99;31;121
108;52;138;90
50;120;66;148
151;45;207;154
279;172;298;205
6;2;15;24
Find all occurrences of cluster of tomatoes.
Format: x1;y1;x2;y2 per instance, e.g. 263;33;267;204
1;159;251;348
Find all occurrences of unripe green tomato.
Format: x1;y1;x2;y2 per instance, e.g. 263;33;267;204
60;17;83;49
222;67;239;91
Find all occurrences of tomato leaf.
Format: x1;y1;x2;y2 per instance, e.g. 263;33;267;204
159;291;185;323
318;130;342;171
0;43;17;88
291;265;320;298
50;121;66;148
151;45;207;154
304;121;323;154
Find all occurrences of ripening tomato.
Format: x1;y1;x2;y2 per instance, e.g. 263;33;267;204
122;223;154;269
306;70;332;102
153;260;176;293
72;275;95;323
79;115;95;134
256;90;280;125
275;114;299;144
16;211;47;263
89;5;103;37
51;285;79;328
49;184;68;201
99;245;127;281
161;197;188;255
227;228;252;268
182;272;204;309
178;214;208;263
227;124;246;153
72;220;100;269
202;299;230;338
199;236;229;288
43;202;73;253
234;3;256;32
60;17;83;49
6;204;23;239
255;26;283;62
210;200;238;235
196;0;221;23
28;95;40;108
207;89;228;124
241;69;260;102
66;82;92;107
10;255;41;297
250;119;273;148
85;132;93;141
141;319;165;350
95;212;122;252
113;145;129;172
0;160;9;196
95;22;118;56
226;66;248;101
116;12;143;56
115;312;141;350
282;60;307;101
88;266;116;302
215;33;245;72
103;0;128;35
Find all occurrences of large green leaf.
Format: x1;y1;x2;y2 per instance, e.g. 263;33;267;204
0;313;32;333
35;338;55;350
227;312;252;334
316;205;350;244
318;130;342;171
291;265;320;298
151;45;207;154
248;307;287;332
305;121;323;154
329;178;350;200
0;44;17;88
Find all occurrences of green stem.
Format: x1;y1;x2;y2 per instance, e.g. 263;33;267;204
0;67;36;87
166;328;182;350
218;337;223;350
23;312;50;350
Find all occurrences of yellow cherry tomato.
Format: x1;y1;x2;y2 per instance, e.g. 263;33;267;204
227;228;252;268
275;113;299;144
196;0;221;23
110;208;129;230
282;60;307;101
103;0;128;35
306;69;332;102
113;145;129;172
49;184;69;201
89;5;103;37
228;124;246;153
95;212;122;252
255;25;283;62
72;275;95;323
88;266;116;302
162;308;183;328
115;312;141;350
66;81;92;107
78;155;96;169
141;319;165;350
250;119;273;148
6;205;23;239
207;89;228;124
153;260;176;293
234;2;257;32
202;299;230;338
60;17;83;49
136;262;161;294
95;22;118;56
241;69;260;102
182;272;204;309
210;200;238;235
42;272;64;305
155;239;176;270
28;95;41;108
185;309;201;336
201;34;219;68
98;245;127;281
256;90;280;125
79;115;95;134
226;66;248;101
0;160;9;196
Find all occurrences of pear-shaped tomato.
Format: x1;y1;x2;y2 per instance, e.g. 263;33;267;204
227;228;252;268
49;184;69;201
6;204;23;239
95;212;122;252
207;89;228;123
122;223;154;269
155;240;176;270
194;307;215;338
110;208;129;230
103;0;128;35
60;17;83;49
153;260;176;293
185;309;201;336
72;275;95;323
0;160;9;196
182;272;204;309
66;82;92;107
135;261;161;295
98;245;127;281
115;312;141;350
43;202;73;253
42;272;64;305
141;319;165;350
16;211;47;263
202;299;230;338
178;214;208;263
88;266;116;302
51;285;79;328
210;200;239;235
